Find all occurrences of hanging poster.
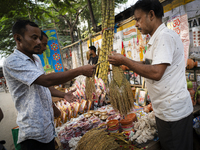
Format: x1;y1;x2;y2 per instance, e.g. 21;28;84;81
192;27;200;47
173;15;181;35
38;29;64;73
180;14;190;67
122;25;137;60
167;14;190;66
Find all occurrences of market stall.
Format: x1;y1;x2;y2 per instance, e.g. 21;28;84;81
52;0;200;149
52;74;200;150
52;73;159;150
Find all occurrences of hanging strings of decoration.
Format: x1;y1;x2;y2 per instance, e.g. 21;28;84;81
96;0;115;85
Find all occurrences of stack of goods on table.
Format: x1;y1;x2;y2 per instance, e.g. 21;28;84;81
56;115;102;150
55;103;156;150
54;76;107;127
54;69;157;149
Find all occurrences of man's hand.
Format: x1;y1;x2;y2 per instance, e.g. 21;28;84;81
80;65;96;77
64;89;77;103
108;52;125;66
53;104;61;118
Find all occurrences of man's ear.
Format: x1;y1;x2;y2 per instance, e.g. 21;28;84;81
149;10;155;21
14;34;22;43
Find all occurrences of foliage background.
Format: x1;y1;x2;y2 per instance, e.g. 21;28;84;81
0;0;130;57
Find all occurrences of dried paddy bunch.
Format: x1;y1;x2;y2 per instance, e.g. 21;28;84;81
109;66;134;115
77;127;139;150
85;76;96;101
77;128;118;150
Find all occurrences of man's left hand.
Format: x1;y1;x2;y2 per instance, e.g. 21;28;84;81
108;52;125;66
64;88;77;103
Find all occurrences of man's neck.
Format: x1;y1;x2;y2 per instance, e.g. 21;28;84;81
17;47;34;61
149;20;162;37
92;53;97;57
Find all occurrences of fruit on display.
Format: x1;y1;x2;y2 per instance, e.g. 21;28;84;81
195;86;200;105
187;79;193;89
187;79;196;105
186;59;197;69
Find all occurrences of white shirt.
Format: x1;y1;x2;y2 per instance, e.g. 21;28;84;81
145;23;193;122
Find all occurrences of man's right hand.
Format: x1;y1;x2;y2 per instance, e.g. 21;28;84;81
80;65;96;77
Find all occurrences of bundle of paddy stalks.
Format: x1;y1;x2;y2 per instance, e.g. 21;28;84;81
85;76;96;101
109;66;134;115
96;0;115;85
77;127;142;150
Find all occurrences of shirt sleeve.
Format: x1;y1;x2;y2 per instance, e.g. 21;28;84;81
4;58;44;86
152;32;175;65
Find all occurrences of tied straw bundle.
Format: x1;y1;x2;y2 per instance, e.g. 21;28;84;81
77;126;144;150
85;60;107;101
109;66;134;115
85;76;96;101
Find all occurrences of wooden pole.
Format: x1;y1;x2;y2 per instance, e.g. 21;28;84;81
88;20;92;46
78;28;84;66
61;31;101;50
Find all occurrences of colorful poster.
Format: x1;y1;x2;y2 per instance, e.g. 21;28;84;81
173;15;181;35
167;14;190;66
180;14;190;67
122;26;138;60
38;29;64;73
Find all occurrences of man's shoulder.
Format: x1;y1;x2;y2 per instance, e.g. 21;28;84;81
4;53;17;65
161;27;179;38
3;52;26;69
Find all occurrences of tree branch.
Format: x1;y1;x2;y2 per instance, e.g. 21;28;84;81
72;4;87;28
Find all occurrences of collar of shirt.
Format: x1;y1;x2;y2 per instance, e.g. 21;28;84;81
14;49;39;63
148;23;166;46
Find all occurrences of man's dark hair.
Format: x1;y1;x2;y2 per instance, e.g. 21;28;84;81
41;31;48;40
133;0;164;19
12;20;39;37
89;46;96;53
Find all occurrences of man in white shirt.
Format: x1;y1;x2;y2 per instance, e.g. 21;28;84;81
108;0;193;150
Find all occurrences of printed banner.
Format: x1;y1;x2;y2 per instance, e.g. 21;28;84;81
167;14;190;66
163;0;194;13
38;29;64;73
180;14;190;67
87;20;147;62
